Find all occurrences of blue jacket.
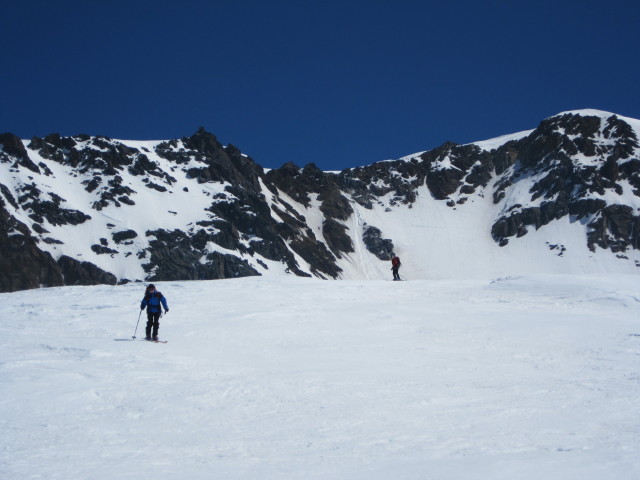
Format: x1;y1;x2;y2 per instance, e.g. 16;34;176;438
141;291;169;313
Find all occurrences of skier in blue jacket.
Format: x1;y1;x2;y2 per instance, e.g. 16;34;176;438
140;284;169;341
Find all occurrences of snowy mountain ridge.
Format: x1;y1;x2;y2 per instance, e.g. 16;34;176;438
1;109;640;292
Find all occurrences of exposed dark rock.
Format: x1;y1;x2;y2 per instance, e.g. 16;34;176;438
1;133;30;159
43;237;64;244
186;167;212;183
0;183;19;209
91;244;119;255
289;236;340;279
362;225;395;260
586;204;640;252
143;228;260;281
32;223;49;234
319;187;353;221
1;133;41;173
568;199;607;219
84;177;101;193
91;175;138;210
203;251;262;279
322;218;354;257
128;154;160;176
112;229;138;243
0;198;64;292
180;128;263;191
146;182;167;192
57;255;118;286
271;205;307;234
265;162;313;206
17;185;92;226
38;162;53;176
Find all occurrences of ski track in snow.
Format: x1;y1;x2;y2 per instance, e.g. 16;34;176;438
1;275;640;479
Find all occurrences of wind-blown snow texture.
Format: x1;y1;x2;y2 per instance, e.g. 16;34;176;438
2;109;640;292
1;275;639;479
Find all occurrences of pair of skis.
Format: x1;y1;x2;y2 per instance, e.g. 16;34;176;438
132;310;168;343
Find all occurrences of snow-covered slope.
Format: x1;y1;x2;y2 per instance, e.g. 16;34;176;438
1;109;640;291
2;275;639;479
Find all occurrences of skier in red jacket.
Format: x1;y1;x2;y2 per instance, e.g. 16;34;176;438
391;256;401;281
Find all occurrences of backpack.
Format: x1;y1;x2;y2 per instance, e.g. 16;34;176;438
145;291;163;302
391;257;400;267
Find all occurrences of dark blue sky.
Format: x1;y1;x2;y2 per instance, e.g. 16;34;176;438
2;1;639;171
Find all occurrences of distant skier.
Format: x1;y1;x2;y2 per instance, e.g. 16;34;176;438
140;284;169;341
391;256;401;281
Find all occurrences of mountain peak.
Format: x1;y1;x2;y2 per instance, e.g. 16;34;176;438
550;108;618;119
2;110;640;292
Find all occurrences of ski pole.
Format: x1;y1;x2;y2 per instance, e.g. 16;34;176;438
132;310;142;339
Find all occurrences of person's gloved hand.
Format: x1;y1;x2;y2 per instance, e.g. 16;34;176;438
164;309;169;314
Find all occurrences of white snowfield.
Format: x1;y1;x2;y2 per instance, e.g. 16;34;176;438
2;274;639;479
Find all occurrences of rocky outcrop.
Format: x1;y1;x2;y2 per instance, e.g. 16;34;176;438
143;228;260;281
1;133;41;173
57;256;118;286
112;229;138;244
489;113;640;251
362;225;395;260
0;198;64;292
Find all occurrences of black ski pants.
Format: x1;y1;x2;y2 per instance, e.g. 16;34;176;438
145;311;161;338
392;266;400;281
